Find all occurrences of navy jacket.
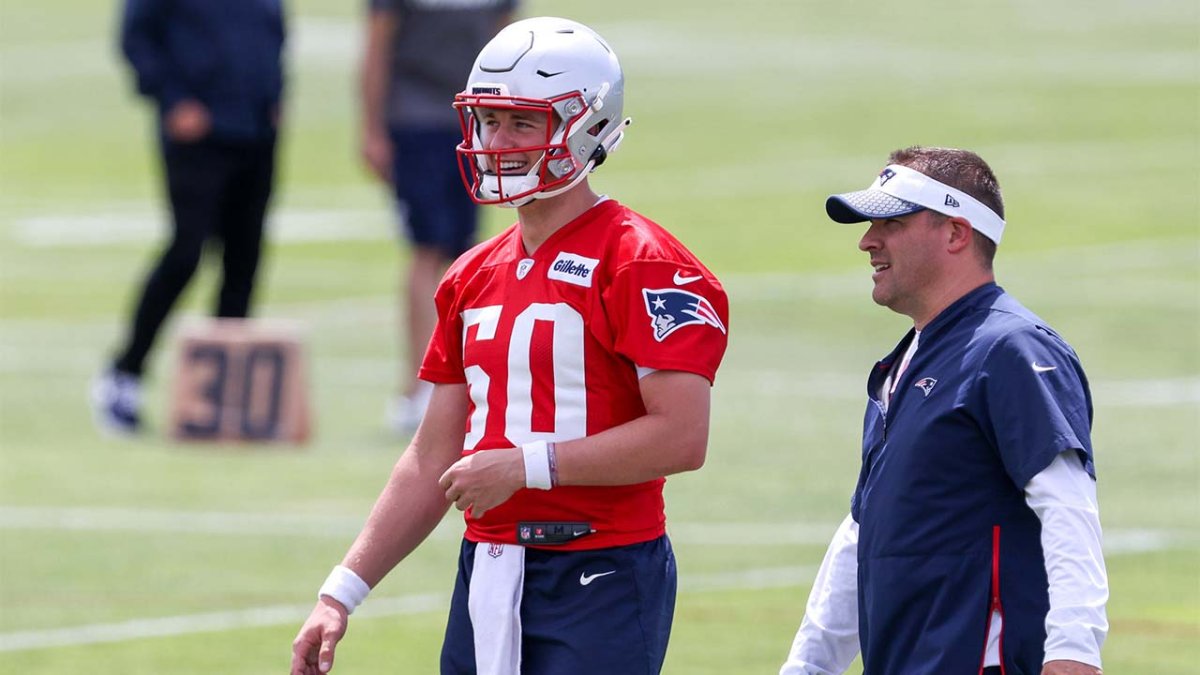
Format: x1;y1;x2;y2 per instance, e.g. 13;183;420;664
851;283;1095;674
120;0;286;141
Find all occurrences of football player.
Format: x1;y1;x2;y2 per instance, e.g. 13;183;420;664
292;17;729;675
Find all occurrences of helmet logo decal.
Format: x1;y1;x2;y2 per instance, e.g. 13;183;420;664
470;82;509;96
642;288;726;341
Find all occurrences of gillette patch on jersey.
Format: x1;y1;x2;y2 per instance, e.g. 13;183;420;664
548;252;599;288
642;288;727;341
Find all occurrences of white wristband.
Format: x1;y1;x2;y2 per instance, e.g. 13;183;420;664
522;441;553;490
318;565;370;615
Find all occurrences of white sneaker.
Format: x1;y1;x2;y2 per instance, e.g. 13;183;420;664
91;369;143;435
386;382;433;436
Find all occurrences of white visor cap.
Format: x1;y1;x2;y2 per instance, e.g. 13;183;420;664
826;164;1005;244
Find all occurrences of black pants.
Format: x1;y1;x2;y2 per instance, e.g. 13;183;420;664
114;135;276;377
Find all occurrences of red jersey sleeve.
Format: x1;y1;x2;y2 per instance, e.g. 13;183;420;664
603;258;729;383
417;271;467;384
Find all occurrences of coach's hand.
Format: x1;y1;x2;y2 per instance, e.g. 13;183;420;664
291;597;348;674
439;447;524;519
165;99;211;143
1042;660;1102;675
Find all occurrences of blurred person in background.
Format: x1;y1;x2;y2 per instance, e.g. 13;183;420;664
292;17;729;674
360;0;517;436
780;147;1107;675
92;0;286;434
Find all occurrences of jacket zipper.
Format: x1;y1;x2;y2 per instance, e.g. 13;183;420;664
978;525;1006;675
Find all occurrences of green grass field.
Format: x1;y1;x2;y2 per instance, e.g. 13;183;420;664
2;0;1197;672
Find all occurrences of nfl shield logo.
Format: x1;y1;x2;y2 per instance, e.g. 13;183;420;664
516;258;535;280
519;526;531;541
487;543;505;558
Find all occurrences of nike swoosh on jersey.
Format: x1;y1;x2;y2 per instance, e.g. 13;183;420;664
1032;362;1057;373
579;570;616;586
673;271;703;285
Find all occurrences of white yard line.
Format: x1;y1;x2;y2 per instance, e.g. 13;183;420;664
4;344;1193;408
0;506;838;545
0;506;1190;553
0;236;1194;334
0;19;361;89
603;20;1194;84
1092;377;1200;407
723;369;1200;407
0;593;447;653
0;505;1188;652
0;563;815;652
10;207;392;248
7;14;1191;88
1;522;1190;653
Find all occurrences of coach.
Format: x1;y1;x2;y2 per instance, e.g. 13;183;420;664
780;147;1109;675
94;0;285;432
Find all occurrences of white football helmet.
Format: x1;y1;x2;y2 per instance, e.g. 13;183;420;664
454;17;631;207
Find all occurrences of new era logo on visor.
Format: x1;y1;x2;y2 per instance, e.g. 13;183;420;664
944;194;960;208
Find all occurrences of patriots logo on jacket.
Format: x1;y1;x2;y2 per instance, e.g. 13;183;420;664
913;377;937;396
642;288;726;342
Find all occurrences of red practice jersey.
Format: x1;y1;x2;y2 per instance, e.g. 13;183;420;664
419;199;729;550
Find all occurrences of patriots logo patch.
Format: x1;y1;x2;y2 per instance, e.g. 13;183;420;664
642;288;726;342
913;377;938;396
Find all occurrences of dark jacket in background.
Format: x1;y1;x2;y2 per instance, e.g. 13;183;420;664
120;0;286;141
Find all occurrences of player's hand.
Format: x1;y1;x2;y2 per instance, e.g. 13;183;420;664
438;447;524;519
361;128;393;183
290;597;349;674
1042;660;1101;675
165;99;211;142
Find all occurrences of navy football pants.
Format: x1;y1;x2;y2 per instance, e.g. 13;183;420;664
440;536;677;674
